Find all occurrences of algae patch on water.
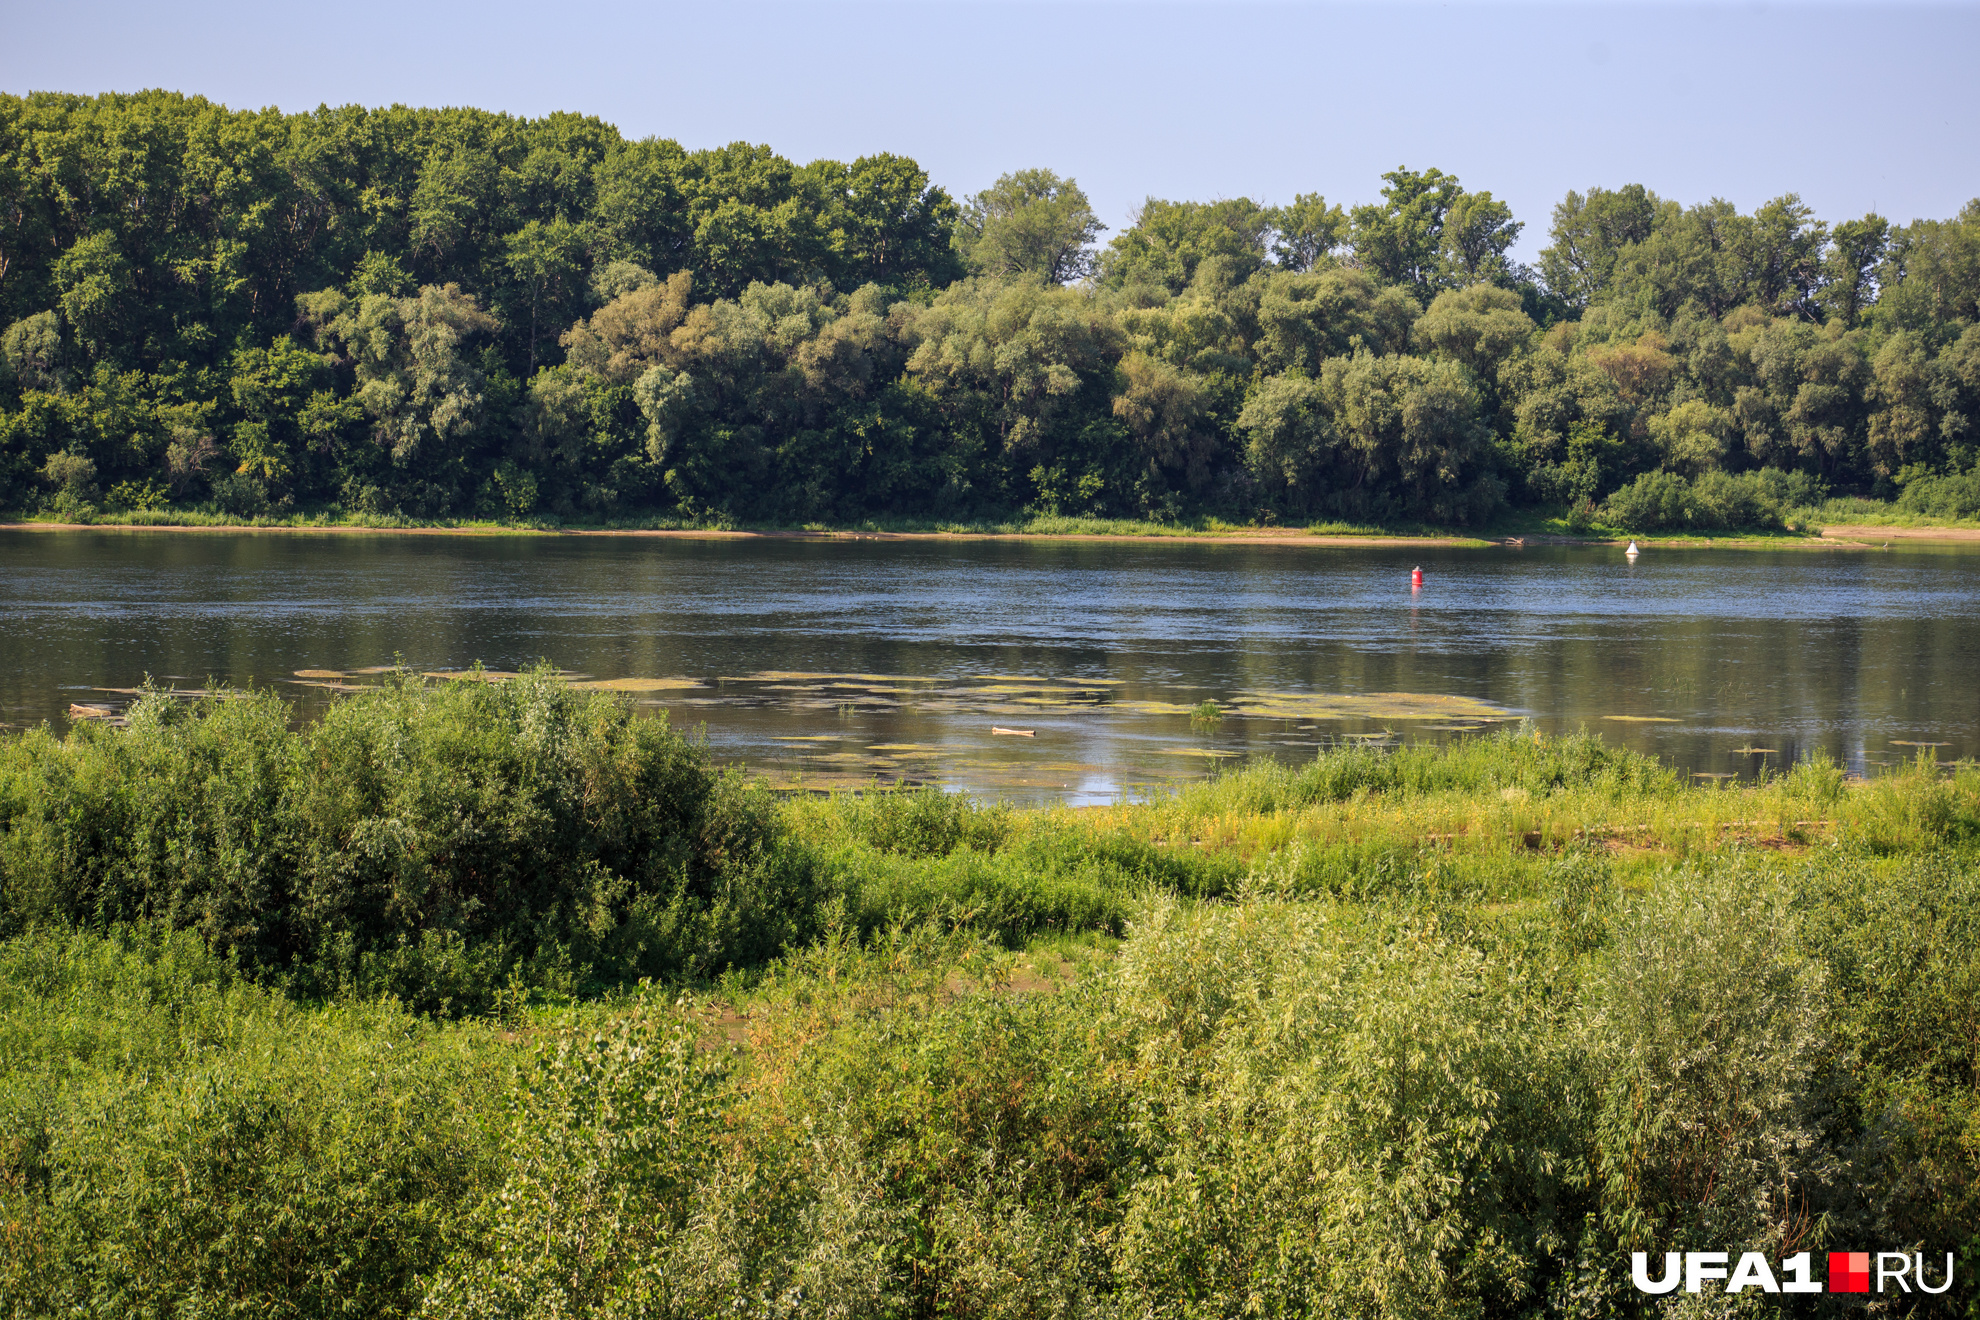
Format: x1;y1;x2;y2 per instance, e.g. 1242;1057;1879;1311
1223;690;1509;722
252;664;1526;801
566;677;705;692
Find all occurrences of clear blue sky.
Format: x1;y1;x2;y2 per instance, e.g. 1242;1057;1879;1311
6;1;1976;259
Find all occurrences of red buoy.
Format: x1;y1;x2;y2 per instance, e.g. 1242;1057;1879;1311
1411;566;1424;589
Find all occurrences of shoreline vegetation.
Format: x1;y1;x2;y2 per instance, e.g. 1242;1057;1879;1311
7;92;1980;546
4;509;1978;547
2;673;1977;1314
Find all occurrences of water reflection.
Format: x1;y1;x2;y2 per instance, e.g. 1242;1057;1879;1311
2;529;1975;803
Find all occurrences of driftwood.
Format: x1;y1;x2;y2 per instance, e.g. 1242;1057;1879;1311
991;726;1035;737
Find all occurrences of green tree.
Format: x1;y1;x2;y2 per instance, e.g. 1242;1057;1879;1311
902;277;1124;509
1647;397;1736;475
1267;193;1347;272
227;335;326;494
1251;267;1419;377
1317;351;1502;522
679;142;831;297
1819;214;1890;327
562;270;695;386
1439;190;1523;287
809;153;963;288
620;280;929;521
298;283;501;513
1413;283;1534;389
1538;185;1658;308
1112;351;1219;493
1236;371;1334;506
1098;197;1270;294
2;310;65;393
588;137;694;278
1736;194;1828;320
53;232;132;359
504;217;587;374
1873;200;1980;337
1601;195;1828;322
1348;167;1464;297
407;142;502;273
1727;314;1873;481
955;169;1104;285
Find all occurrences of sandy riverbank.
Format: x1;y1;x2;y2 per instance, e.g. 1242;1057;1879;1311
1819;524;1980;543
0;520;1489;547
6;518;1975;547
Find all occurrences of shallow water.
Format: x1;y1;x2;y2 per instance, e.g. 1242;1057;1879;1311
3;529;1976;803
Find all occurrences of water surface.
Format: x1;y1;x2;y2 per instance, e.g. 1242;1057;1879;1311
3;529;1975;802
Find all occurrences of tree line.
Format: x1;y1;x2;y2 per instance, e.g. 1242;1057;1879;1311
2;89;1977;527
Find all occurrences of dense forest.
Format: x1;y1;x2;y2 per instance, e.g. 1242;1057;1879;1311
2;89;1979;529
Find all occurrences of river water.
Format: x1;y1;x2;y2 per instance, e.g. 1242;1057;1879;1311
2;529;1975;803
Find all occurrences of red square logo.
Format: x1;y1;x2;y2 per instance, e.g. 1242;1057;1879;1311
1829;1252;1870;1293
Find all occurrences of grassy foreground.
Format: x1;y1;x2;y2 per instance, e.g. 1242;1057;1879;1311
2;678;1978;1316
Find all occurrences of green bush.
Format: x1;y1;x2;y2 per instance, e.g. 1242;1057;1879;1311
1601;467;1825;531
1601;468;1694;530
0;924;509;1316
1897;467;1980;520
1588;866;1831;1252
0;671;811;1011
1795;855;1980;1257
837;784;1012;858
420;1006;732;1318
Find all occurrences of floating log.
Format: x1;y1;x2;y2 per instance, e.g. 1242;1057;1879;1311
991;726;1036;737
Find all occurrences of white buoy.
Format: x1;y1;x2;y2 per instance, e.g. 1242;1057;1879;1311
1625;540;1640;558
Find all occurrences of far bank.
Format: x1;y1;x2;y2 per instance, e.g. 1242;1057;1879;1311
4;513;1978;549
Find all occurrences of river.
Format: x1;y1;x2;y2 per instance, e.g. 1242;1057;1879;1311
2;529;1975;803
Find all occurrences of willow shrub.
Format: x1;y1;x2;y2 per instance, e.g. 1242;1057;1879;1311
1793;853;1980;1256
0;671;811;1011
15;855;1979;1317
422;923;1129;1320
420;1006;737;1319
0;924;509;1317
1100;895;1578;1318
